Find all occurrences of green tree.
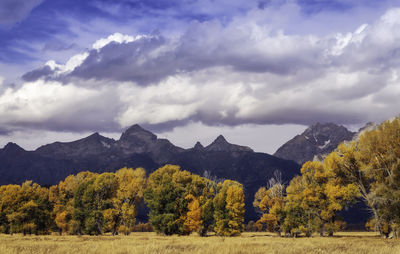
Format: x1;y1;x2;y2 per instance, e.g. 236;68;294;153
145;165;193;235
145;165;217;236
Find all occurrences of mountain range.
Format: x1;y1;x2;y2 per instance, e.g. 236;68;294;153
0;122;372;224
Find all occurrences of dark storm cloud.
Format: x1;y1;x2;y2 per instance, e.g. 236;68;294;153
141;119;195;133
70;36;175;85
30;19;324;85
22;65;54;82
0;127;11;136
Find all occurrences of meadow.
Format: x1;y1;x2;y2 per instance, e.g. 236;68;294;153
0;232;399;254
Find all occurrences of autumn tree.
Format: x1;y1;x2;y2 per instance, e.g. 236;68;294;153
114;167;147;235
360;118;400;237
145;165;218;236
198;180;216;236
283;175;317;237
253;172;285;236
183;194;202;233
330;117;400;237
47;168;146;236
49;171;98;235
282;160;358;237
145;165;202;235
145;165;188;235
213;180;245;236
0;181;52;235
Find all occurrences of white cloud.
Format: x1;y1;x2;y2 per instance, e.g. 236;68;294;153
44;52;90;75
45;52;89;75
116;76;200;126
0;79;121;133
92;32;145;50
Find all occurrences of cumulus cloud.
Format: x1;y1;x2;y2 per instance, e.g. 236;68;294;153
7;6;400;137
0;0;43;26
0;79;121;134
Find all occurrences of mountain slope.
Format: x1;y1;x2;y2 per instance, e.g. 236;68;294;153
274;122;355;165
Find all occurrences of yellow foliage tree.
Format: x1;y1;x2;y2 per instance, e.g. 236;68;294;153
282;159;358;237
253;176;285;236
214;180;245;236
183;194;202;234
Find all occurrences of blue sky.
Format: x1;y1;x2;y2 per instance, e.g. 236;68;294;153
0;0;400;152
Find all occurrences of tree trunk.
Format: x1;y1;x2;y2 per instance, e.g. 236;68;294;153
370;206;385;237
319;225;324;237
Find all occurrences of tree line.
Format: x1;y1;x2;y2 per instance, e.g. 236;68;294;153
0;165;244;236
253;116;400;238
1;116;400;237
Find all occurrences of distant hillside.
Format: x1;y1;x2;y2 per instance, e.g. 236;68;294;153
0;124;300;222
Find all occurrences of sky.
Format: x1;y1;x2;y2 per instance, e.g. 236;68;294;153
1;0;400;153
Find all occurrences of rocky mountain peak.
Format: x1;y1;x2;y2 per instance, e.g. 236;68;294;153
89;132;100;138
214;135;228;143
205;135;253;152
274;122;355;165
116;125;183;162
83;132;102;143
119;124;157;143
2;142;25;153
304;122;347;136
193;141;204;150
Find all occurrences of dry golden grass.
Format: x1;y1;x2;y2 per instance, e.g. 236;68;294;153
0;232;399;254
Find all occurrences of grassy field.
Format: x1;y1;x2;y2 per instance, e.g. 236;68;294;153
0;232;399;254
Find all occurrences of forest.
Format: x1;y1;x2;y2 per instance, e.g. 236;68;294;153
1;117;400;238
